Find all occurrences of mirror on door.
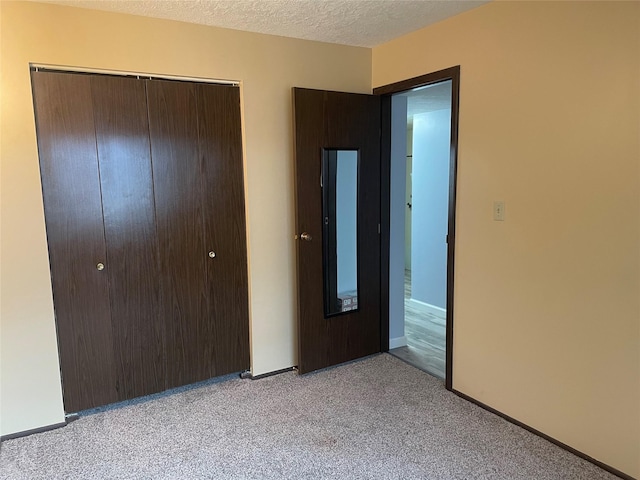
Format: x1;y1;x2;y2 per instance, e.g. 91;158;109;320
322;149;359;317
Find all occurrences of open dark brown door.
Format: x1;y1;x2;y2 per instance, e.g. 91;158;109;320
293;88;381;374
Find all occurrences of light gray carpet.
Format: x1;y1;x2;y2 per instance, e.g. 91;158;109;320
0;354;615;479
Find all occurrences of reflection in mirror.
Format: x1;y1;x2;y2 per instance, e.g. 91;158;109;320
322;149;359;317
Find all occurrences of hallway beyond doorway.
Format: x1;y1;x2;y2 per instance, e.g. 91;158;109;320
390;270;445;378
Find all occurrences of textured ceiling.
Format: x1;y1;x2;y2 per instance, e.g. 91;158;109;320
39;0;488;47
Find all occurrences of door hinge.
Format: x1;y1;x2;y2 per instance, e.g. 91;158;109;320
378;223;381;234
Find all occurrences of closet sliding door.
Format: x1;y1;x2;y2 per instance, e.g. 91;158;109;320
198;84;249;376
147;80;249;389
91;75;165;401
32;72;119;411
32;71;249;413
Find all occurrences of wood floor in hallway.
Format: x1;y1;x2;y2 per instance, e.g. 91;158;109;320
389;270;446;379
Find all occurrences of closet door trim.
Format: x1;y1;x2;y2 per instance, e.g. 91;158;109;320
30;64;240;86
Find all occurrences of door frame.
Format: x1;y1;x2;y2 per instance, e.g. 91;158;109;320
375;66;461;391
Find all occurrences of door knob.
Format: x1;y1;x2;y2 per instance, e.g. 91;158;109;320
300;232;312;241
96;263;105;271
208;251;216;258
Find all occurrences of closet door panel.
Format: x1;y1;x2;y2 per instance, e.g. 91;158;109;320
91;76;164;400
31;71;118;412
198;84;250;374
146;80;210;388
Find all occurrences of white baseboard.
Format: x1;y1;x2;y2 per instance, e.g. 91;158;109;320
407;299;446;325
389;336;408;349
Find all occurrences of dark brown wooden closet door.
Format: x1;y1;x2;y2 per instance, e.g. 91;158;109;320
31;71;118;411
146;80;212;388
198;84;250;374
147;80;250;388
90;75;165;400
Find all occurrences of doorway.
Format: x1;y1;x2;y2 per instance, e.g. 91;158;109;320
291;68;459;383
376;67;460;389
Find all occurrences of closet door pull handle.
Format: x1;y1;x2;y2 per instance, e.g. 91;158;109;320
208;251;216;258
96;263;105;271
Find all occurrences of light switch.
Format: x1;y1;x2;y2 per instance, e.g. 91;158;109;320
493;201;505;221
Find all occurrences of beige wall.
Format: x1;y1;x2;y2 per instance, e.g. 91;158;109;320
374;1;639;477
0;1;371;436
2;0;639;476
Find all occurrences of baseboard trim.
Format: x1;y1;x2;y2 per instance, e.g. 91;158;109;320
389;336;408;349
407;298;446;325
452;389;635;480
1;421;67;442
245;366;296;380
